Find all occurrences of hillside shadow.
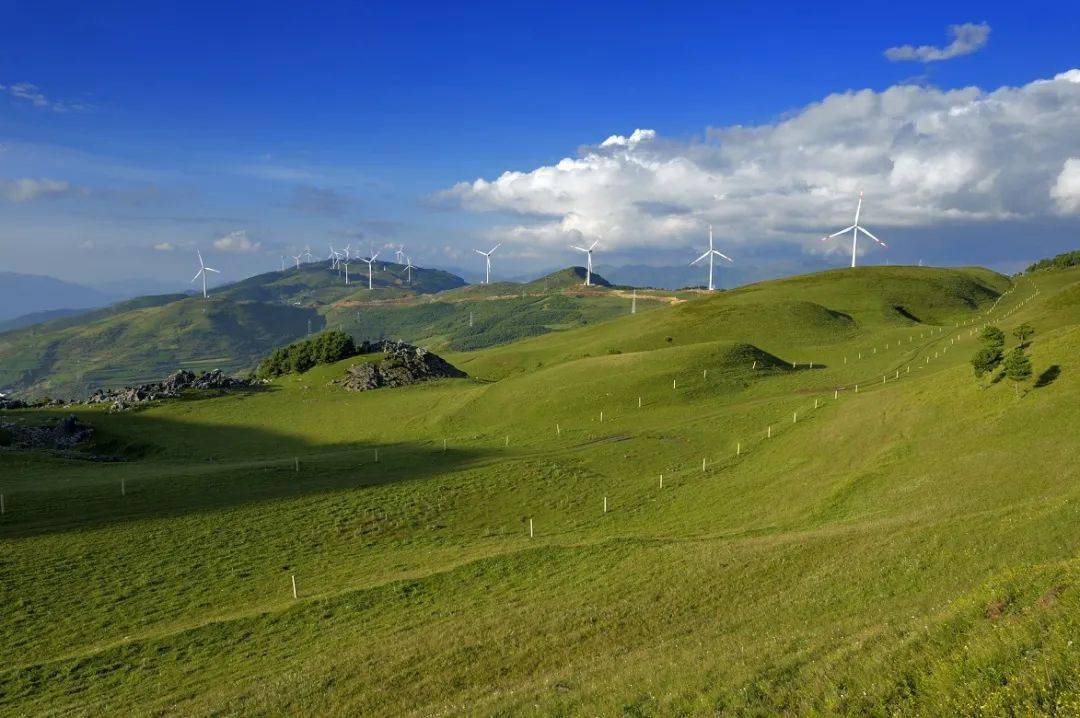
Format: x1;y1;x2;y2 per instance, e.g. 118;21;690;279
1035;365;1061;388
0;408;491;540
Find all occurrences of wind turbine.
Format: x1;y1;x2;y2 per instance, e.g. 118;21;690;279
342;258;350;285
301;245;315;263
821;191;887;268
360;251;379;290
571;239;600;285
291;253;302;270
394;245;406;264
327;244;339;269
404;256;416;284
474;243;500;284
280;256;286;272
191;249;220;299
690;225;733;291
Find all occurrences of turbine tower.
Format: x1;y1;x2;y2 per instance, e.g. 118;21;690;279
821;191;887;268
191;249;220;299
360;251;379;290
474;243;500;284
690;225;733;291
404;256;416;284
571;240;600;286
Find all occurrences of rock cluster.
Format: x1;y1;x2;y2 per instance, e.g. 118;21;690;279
338;341;466;392
86;369;253;411
1;413;94;450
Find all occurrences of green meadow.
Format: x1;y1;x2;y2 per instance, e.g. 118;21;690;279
2;265;1079;715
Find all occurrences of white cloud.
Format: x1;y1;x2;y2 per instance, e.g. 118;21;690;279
439;69;1080;256
213;229;262;253
0;82;92;112
885;23;990;63
153;242;175;251
1;177;87;202
1051;158;1080;213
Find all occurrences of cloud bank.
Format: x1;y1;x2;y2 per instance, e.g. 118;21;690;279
885;23;991;63
439;69;1080;257
213;229;262;253
1;177;87;202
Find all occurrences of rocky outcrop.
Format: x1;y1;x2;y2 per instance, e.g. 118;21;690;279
85;369;255;411
338;341;466;392
1;413;94;450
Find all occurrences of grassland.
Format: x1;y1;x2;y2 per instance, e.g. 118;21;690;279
0;265;663;399
2;264;1079;715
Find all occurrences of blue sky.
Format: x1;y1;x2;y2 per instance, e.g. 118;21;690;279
2;1;1080;289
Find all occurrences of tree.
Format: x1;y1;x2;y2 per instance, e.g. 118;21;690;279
979;325;1005;349
1003;346;1033;398
1013;323;1034;347
971;345;1003;380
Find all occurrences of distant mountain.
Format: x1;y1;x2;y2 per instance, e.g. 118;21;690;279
0;261;469;398
0;308;93;333
0;271;120;322
526;266;612;289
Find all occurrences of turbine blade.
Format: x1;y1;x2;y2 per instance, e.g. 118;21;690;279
191;270;203;282
858;226;887;247
690;251;710;265
571;246;588;252
474;249;486;256
714;251;734;262
589;240;599;250
205;267;220;273
489;243;500;254
824;225;857;239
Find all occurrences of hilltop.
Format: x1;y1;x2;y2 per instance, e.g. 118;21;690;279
0;264;667;398
6;263;1080;714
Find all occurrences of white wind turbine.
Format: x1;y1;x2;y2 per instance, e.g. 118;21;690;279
403;256;416;284
191;249;220;299
474;243;500;284
360;250;379;290
571;239;600;285
690;225;733;291
342;257;350;285
821;191;887;268
301;245;315;263
291;252;302;270
327;244;339;269
394;245;406;264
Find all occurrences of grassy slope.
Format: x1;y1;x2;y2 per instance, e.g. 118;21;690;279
2;265;1080;715
0;264;654;399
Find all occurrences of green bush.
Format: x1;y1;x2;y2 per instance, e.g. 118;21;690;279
256;331;357;378
1026;250;1080;273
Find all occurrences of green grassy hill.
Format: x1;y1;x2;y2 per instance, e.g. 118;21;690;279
4;264;1080;715
0;264;664;399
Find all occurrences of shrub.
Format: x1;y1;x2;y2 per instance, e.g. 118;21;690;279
979;325;1005;349
971;346;1003;378
1013;323;1034;347
1026;250;1080;273
256;330;357;378
1003;346;1033;398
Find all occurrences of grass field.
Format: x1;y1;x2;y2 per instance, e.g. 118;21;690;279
2;264;1079;715
0;265;664;399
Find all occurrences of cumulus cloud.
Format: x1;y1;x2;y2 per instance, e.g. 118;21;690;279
1051;158;1080;213
885;23;990;63
213;229;262;253
0;82;92;112
438;69;1080;257
1;177;87;202
153;242;175;251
